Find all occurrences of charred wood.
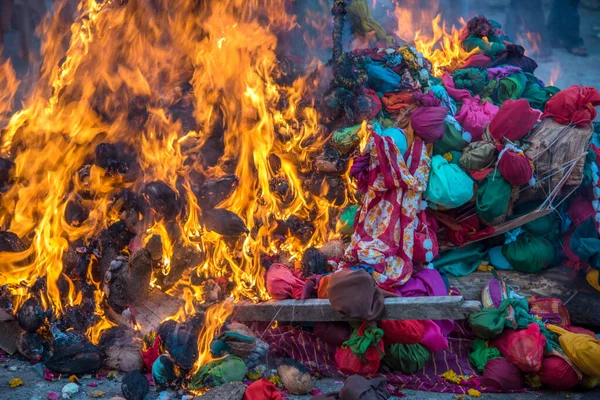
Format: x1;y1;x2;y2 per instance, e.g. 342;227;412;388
202;208;249;237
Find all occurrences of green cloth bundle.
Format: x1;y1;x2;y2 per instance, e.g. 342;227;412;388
502;235;555;274
343;324;384;360
424;155;474;209
434;120;469;155
469;338;503;372
434;243;488;277
521;73;560;111
497;72;527;104
468;298;520;339
453;68;490;96
337;204;359;236
476;173;511;224
190;355;247;389
383;343;431;373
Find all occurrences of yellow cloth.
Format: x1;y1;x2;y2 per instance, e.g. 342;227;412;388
547;325;600;378
586;269;600;292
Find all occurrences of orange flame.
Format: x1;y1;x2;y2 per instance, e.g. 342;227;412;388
0;0;337;339
194;299;234;373
516;31;542;56
549;63;561;87
394;5;475;76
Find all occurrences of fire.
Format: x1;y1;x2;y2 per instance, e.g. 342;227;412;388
394;5;475;76
0;59;20;128
517;31;542;56
549;63;561;87
0;0;335;344
194;299;234;372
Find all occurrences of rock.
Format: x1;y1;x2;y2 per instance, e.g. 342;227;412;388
121;370;149;400
277;358;313;395
61;382;80;399
8;366;17;371
194;382;246;400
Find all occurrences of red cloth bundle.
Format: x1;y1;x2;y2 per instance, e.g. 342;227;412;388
266;264;305;300
543;85;600;126
380;320;425;346
492;323;546;373
497;145;534;186
489;99;541;142
334;338;385;376
243;379;283;400
539;356;580;391
482;358;525;391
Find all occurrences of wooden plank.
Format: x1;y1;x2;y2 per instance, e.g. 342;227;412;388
107;288;184;335
449;267;600;327
0;320;22;355
233;296;481;322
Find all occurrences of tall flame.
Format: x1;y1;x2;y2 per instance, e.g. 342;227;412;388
0;0;335;337
394;3;475;76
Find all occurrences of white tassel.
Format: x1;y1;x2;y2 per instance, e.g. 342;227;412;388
595;213;600;224
528;177;536;186
593;173;599;186
594;187;600;199
420;200;428;210
423;238;433;251
593;200;600;211
592;163;599;173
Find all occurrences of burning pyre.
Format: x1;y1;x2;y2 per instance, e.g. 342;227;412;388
0;0;510;393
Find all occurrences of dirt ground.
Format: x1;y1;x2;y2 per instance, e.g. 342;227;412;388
1;356;600;399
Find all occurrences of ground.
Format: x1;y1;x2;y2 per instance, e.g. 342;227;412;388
2;2;600;400
1;357;600;400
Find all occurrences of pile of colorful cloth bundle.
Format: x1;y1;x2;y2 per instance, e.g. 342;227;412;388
258;11;600;396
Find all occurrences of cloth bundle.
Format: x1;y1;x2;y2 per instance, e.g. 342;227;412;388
424;155;474;209
502;234;555;274
476;172;512;224
497;145;535;187
543;85;600;126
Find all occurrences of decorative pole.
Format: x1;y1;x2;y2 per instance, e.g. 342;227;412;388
331;0;347;71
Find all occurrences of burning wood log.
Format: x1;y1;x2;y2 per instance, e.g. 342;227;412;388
64;194;89;226
202;208;249;236
16;330;52;361
0;156;14;190
99;326;144;372
193;175;239;210
199;105;226;168
141;181;183;221
0;231;27;252
313;146;348;175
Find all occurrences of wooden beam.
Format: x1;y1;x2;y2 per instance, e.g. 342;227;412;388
233;296;481;322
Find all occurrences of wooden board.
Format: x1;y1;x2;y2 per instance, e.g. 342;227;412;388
233;296;481;322
107;288;184;335
0;320;22;355
449;267;600;327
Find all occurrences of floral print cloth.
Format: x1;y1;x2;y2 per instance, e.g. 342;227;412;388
346;126;431;286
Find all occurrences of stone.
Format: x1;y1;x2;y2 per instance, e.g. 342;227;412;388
194;382;246;400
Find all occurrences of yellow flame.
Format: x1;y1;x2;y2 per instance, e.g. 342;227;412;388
549;63;561;87
194;299;234;373
394;5;475;76
0;0;337;339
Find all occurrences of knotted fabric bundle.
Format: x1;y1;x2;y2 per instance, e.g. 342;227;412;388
489;99;541;142
327;268;387;321
442;73;499;141
424;155;474;209
547;325;600;378
497;144;535;186
543;85;600;126
539;356;581;391
410;106;448;143
266;264;304;300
